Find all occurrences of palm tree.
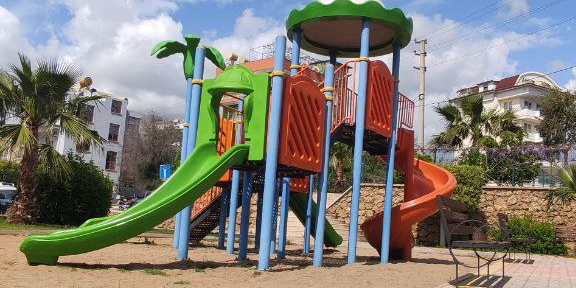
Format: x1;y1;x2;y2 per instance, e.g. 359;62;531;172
151;34;226;79
0;54;104;223
547;164;576;206
430;95;524;148
329;142;352;193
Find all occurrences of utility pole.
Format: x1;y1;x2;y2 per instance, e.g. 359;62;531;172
414;39;427;150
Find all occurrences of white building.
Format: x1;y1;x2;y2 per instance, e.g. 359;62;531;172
1;83;133;186
454;71;561;144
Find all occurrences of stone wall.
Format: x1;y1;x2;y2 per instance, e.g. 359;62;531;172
326;184;405;226
325;184;576;247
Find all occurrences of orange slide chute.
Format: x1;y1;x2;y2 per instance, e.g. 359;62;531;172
361;129;457;260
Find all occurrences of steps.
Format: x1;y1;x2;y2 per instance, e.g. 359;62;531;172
325;214;367;243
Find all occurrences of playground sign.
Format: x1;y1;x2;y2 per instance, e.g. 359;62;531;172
159;164;172;180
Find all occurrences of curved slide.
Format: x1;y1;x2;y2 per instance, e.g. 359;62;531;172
20;143;250;265
361;129;457;260
289;193;343;247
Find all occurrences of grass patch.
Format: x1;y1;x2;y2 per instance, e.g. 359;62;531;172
174;280;190;285
143;268;168;276
146;228;173;235
193;262;218;272
0;218;72;230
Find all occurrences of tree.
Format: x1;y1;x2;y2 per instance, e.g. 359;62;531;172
430;95;524;148
546;164;576;207
538;89;576;163
329;142;351;193
151;34;226;79
119;113;181;191
0;54;103;223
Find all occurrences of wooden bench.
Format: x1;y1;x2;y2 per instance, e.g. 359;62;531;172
555;226;576;256
437;195;511;281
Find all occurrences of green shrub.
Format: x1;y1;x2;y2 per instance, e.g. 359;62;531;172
37;153;113;226
498;216;567;255
415;153;433;162
441;165;486;209
0;160;20;184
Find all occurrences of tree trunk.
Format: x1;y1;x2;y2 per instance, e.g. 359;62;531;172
335;162;344;193
7;129;39;223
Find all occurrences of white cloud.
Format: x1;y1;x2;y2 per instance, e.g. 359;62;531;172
498;0;529;19
375;12;560;143
0;6;35;65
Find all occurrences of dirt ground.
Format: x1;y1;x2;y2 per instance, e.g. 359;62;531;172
0;234;475;288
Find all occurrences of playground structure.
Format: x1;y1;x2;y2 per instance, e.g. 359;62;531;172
19;0;456;271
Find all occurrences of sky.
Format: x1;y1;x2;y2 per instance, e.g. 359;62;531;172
0;0;575;143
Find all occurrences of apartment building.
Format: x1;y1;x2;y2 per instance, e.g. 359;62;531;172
453;71;561;144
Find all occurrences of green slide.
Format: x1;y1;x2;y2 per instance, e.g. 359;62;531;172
20;142;250;265
289;193;343;247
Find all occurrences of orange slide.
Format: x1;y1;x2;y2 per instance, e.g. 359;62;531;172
361;129;457;260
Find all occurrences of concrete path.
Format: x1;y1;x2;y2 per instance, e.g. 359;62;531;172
433;250;576;288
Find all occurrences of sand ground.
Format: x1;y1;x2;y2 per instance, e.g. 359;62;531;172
0;234;476;288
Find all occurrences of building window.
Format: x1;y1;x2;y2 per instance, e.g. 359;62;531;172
82;105;95;123
105;151;117;171
108;124;120;142
524;100;532;109
111;100;122;114
524;123;532;133
503;101;512;110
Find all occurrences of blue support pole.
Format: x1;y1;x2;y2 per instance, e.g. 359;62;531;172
218;188;230;249
226;100;244;254
380;42;402;264
238;172;253;260
177;47;206;260
173;79;193;248
347;18;371;264
277;177;291;259
313;63;335;267
255;189;263;249
257;36;287;270
303;175;314;255
290;27;301;76
270;180;280;255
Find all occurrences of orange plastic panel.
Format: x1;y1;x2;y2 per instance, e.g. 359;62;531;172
290;176;309;193
365;61;394;139
278;75;325;173
217;117;236;182
191;186;222;219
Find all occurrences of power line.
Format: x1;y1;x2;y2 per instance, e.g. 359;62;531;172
416;0;521;40
428;15;576;68
414;65;576;109
427;0;568;52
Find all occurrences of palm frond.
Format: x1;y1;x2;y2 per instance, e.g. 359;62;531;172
184;34;201;48
38;144;72;180
52;112;105;148
204;45;226;69
150;40;186;59
0;123;36;152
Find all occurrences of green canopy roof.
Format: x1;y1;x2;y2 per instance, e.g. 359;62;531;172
286;0;413;57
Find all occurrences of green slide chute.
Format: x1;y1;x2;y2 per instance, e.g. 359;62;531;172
289;193;343;247
20;143;250;265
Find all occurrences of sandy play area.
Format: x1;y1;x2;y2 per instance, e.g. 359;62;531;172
1;234;475;288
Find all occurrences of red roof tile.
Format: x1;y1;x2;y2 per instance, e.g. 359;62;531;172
495;75;519;91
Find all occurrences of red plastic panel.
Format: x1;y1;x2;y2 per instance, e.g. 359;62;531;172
191;186;222;219
290;176;309;193
278;75;325;173
365;61;394;139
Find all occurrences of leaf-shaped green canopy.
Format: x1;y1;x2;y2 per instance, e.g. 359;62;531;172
184;34;201;49
204;45;226;70
150;40;186;59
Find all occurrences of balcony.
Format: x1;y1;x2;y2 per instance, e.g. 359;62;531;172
515;109;541;120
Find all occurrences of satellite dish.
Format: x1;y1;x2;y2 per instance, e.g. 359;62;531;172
80;77;93;89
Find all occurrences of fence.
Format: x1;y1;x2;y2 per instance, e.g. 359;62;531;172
419;147;576;188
